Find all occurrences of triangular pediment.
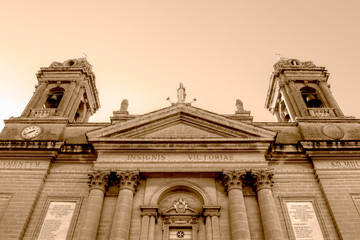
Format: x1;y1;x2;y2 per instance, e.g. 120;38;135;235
87;104;276;141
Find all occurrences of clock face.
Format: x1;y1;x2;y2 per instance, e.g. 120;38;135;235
21;126;42;139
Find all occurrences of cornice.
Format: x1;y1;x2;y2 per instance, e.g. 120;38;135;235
0;140;64;150
90;140;272;151
300;140;360;151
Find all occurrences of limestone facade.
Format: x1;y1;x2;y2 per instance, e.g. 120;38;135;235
0;58;359;240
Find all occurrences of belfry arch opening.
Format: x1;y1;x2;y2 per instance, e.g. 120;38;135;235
300;87;323;108
44;87;64;109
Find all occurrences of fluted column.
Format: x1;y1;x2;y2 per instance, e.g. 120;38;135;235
79;170;110;240
222;170;251;240
252;169;284;240
109;170;140;240
139;207;158;240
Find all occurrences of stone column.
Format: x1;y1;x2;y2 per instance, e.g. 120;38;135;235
109;170;140;240
222;170;251;240
57;81;76;117
203;206;221;240
79;170;110;240
21;82;47;117
251;169;284;240
139;207;158;240
279;85;297;120
288;80;308;117
319;81;344;116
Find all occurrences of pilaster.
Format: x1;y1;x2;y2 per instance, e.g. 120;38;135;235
203;206;221;240
140;206;158;240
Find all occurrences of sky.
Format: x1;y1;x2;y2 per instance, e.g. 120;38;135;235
0;1;360;129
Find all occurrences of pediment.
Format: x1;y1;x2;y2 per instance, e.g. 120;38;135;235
87;104;276;141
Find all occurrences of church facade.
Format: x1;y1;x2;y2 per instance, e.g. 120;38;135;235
0;58;360;240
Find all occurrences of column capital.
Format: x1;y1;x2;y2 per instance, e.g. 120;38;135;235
141;206;158;221
203;206;221;217
116;170;141;193
251;169;274;192
222;169;247;193
87;169;110;193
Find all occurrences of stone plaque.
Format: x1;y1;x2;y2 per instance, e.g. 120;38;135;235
286;202;324;240
37;202;76;240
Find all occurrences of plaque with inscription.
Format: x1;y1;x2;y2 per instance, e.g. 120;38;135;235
37;202;76;240
286;202;324;240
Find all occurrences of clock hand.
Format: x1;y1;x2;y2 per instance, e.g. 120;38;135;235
27;130;35;134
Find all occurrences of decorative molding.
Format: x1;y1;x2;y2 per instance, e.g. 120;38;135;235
251;169;274;192
222;169;247;192
273;58;316;71
149;180;211;206
60;144;92;153
203;206;221;217
87;170;110;192
140;206;158;221
0;141;63;150
321;124;344;140
49;58;93;72
174;198;188;213
116;170;140;193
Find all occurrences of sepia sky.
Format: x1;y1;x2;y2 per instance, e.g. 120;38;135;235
1;1;360;128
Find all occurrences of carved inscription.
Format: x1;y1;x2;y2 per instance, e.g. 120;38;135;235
187;154;234;161
286;202;324;240
126;153;234;162
0;160;42;169
128;154;166;161
331;161;360;169
38;202;76;240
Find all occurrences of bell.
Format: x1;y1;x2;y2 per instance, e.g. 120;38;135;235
46;95;58;108
306;94;322;108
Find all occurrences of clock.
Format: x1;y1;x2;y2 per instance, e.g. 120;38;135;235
21;125;42;139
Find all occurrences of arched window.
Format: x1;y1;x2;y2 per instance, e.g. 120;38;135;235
45;87;65;108
301;87;323;108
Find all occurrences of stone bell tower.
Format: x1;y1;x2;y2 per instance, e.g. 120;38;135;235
265;58;344;122
21;58;100;123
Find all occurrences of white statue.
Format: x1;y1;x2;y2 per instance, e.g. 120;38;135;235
177;83;186;103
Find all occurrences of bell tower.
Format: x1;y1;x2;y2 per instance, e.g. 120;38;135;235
21;58;100;123
265;58;344;122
